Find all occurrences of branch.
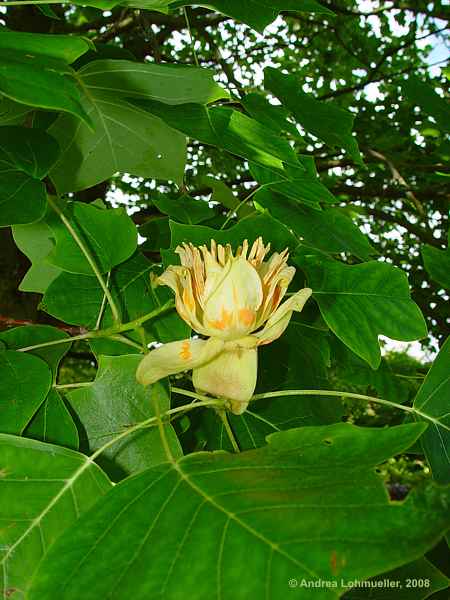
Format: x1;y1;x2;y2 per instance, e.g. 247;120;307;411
368;149;425;215
359;206;441;247
0;315;83;335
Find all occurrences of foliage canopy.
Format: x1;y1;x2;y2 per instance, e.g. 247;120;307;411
0;1;449;598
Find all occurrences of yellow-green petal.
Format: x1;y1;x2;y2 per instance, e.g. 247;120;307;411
193;346;257;415
254;287;312;346
203;257;263;340
136;337;224;386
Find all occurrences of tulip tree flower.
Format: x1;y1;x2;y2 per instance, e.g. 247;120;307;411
136;238;312;415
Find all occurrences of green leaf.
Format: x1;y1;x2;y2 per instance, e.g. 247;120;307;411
0;32;90;122
36;3;60;19
28;423;450;600
422;233;450;289
0;351;52;435
202;324;344;451
265;67;363;165
67;358;182;479
46;201;137;276
170;0;332;32
343;557;449;600
332;338;411;405
170;213;299;255
24;389;79;450
49;60;227;192
0;96;32;126
0;127;60;227
0;324;71;376
256;189;375;259
41;252;160;332
67;0;169;8
0;31;91;64
139;216;172;252
133;100;299;171
251;162;336;210
0;434;111;597
81;60;227;104
402;76;450;134
299;254;427;368
41;272;103;329
414;336;450;485
41;252;187;347
202;175;253;218
0;326;77;449
153;193;215;224
12;212;62;294
241;92;300;137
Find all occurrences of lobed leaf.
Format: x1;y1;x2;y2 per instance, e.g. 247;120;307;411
414;336;450;485
0;434;111;598
265;67;363;165
0;32;90;122
256;189;375;260
0;351;52;435
46;201;137;276
28;423;450;599
24;389;79;450
421;231;450;290
49;60;228;192
0;127;59;227
170;0;332;32
299;254;427;368
67;359;182;479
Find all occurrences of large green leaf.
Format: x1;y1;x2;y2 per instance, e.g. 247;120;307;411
256;189;375;260
41;252;187;347
0;326;77;449
402;76;450;134
422;232;450;290
41;272;104;329
0;32;90;122
133;100;299;172
0;351;52;435
169;213;299;255
242;92;301;137
0;31;91;64
0;325;71;376
343;557;449;600
202;175;254;218
24;389;79;450
28;423;450;599
251;162;336;210
49;60;227;192
139;216;172;252
46;201;137;275
67;358;182;479
414;336;450;485
0;96;32;126
153;193;215;224
12;212;62;294
69;0;169;9
331;338;411;405
0;434;111;598
201;324;344;451
299;254;427;368
0;127;59;227
265;67;363;164
171;0;332;32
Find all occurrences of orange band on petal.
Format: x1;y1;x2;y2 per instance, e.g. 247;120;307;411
209;307;233;331
179;341;192;361
239;308;255;327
